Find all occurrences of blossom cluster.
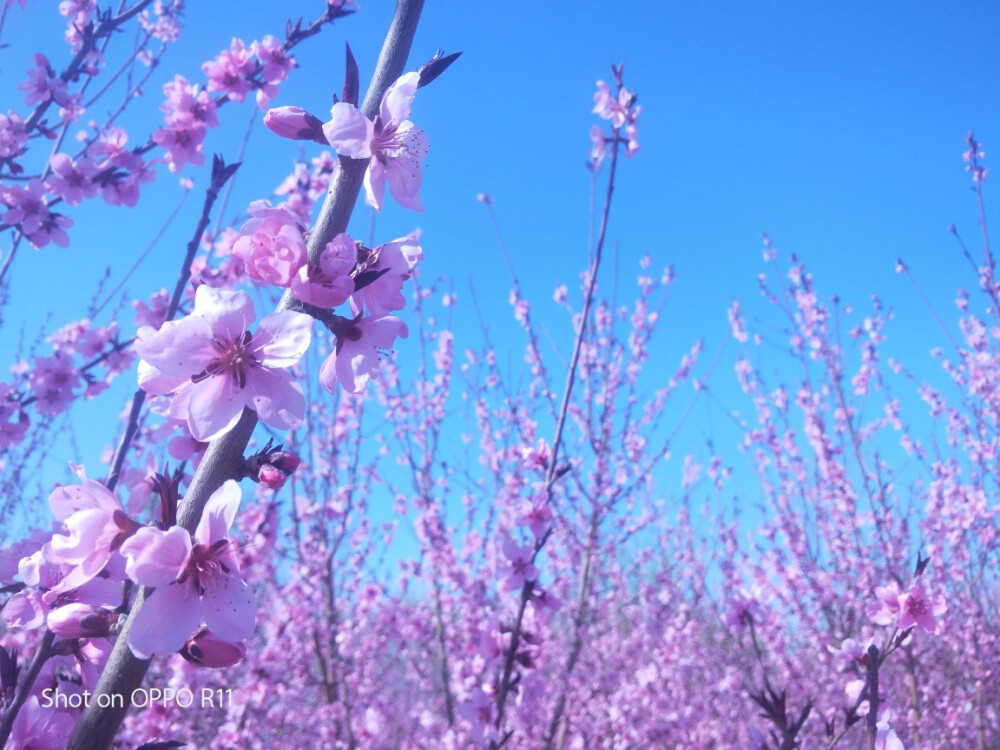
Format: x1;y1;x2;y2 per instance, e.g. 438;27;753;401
1;466;253;717
130;68;431;445
588;63;641;170
0;1;324;254
1;317;133;449
265;68;430;212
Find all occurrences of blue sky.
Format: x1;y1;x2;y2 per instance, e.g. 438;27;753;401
2;1;1000;515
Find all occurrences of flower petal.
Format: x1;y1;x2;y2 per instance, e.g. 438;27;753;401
246;367;305;430
323;102;373;159
253;310;313;366
363;157;387;212
49;480;119;521
195;480;241;547
120;526;192;587
385;124;426;211
203;572;255;643
186;374;247;442
47;509;108;565
135;317;215;378
137;359;188;396
128;582;201;658
193;286;256;341
2;590;46;630
379;71;419;127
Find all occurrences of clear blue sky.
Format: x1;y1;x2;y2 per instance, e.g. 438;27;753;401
2;1;999;508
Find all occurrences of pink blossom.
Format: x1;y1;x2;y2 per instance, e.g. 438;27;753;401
97;149;156;208
232;200;308;288
252;35;293;108
27;351;79;415
135;285;312;441
826;637;877;669
0;110;27;159
898;577;947;634
592;80;634;128
516;493;553;539
350;235;422;315
501;538;538;590
457;687;499;743
60;0;96;50
46;463;138;592
253;35;293;83
202;38;256;102
45;153;98;205
133;288;170;329
319;314;408;394
154;75;218;171
870;578;946;635
4;549;120;632
870;581;902;626
119;480;254;658
139;2;181;43
88;124;128;160
6;696;74;750
291;232;356;308
18;53;70;108
2;179;73;249
153;119;207;173
323;71;428;211
625;105;641;157
161;75;218;128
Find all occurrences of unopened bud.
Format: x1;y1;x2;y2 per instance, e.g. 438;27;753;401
181;628;247;668
243;442;302;490
47;603;115;638
263;106;328;144
267;449;301;475
258;465;287;490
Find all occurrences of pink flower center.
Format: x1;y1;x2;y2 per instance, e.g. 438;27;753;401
371;118;424;162
178;539;231;595
192;331;259;388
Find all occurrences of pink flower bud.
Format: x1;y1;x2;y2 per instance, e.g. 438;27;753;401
267;450;301;474
245;443;302;489
263;106;327;144
181;628;247;668
258;465;287;490
47;603;115;638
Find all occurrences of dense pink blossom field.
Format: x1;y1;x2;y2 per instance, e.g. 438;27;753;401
0;1;997;748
